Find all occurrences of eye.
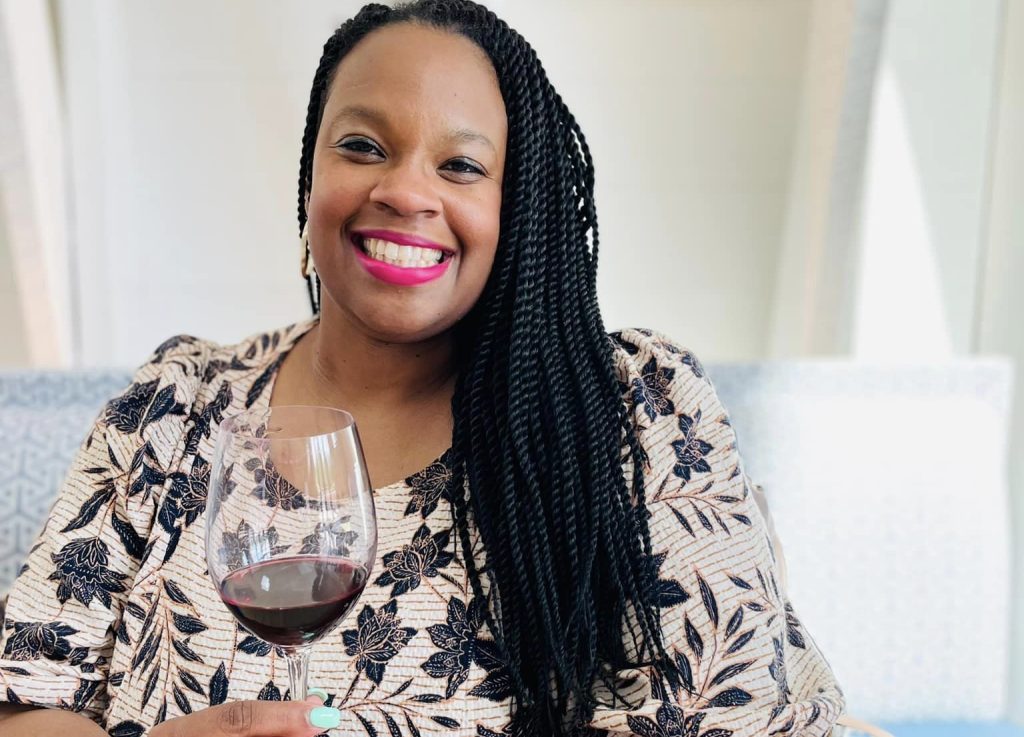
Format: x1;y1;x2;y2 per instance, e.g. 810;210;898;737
336;136;384;158
440;157;486;180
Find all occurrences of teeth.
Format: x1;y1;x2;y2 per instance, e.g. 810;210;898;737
362;238;446;268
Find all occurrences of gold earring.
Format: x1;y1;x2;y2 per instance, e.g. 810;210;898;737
299;223;316;279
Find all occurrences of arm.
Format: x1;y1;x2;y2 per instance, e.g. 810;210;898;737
588;330;845;735
0;343;199;722
0;704;107;736
0;699;341;737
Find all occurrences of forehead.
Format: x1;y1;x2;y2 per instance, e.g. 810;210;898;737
322;23;507;139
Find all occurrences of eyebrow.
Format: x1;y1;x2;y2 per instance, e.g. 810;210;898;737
328;104;496;153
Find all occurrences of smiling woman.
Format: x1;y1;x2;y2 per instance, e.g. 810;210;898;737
0;2;844;736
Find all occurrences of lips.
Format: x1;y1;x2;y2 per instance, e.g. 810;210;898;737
350;229;455;287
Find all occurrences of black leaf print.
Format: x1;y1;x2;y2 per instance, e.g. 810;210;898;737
237;635;273;656
375;525;455;598
2;667;31;676
155;699;168;724
731;514;752;526
109;721;145;737
785;605;807;649
5;687;21;704
106;379;160;434
625;701;685;737
342;600;417;685
61;484;115;533
693;504;714;534
163;528;182;564
246;355;285;408
247;457;306;511
209;662;229;705
383;711;403;737
709;661;752;689
726;629;755;655
422;596;485;697
178;668;205;695
700;731;733;737
257;680;281;700
172;684;193;714
163;579;191;605
110;670;126;686
405;714;423;737
142;664;160;708
172;613;207;635
470;669;514;701
112;513;146;560
392;678;413;697
728;575;752;591
767;705;786;726
141;384;186;433
684;617;703;662
220;522;290;569
161;456;211;531
128;456;165;500
675;651;694;694
706;687;752;708
683;712;704;737
49;537;129;609
745;602;765;613
631;357;677;421
670;506;695;537
69;646;90;665
432;716;461;729
672;411;714;481
697;575;719;628
411;693;444;703
807;701;822;726
299;520;356;556
405;452;453;519
725;608;743;639
172;638;203;663
355;712;379;737
2;621;78;661
649;553;690;609
711;509;731;535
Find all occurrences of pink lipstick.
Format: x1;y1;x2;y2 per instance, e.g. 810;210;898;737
351;230;454;287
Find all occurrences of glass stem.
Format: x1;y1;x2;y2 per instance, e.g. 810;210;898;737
284;646;312;702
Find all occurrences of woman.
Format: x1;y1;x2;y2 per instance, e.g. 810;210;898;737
0;2;844;735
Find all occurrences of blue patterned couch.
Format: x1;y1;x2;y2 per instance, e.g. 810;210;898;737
1;364;1020;736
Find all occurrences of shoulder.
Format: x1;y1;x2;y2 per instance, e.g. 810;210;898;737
100;319;315;462
609;327;712;405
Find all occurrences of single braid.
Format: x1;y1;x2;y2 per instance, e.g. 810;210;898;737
296;2;672;733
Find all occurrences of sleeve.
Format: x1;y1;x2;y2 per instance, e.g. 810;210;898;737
587;329;845;736
0;336;200;722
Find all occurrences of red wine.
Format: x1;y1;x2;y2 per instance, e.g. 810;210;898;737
219;556;367;647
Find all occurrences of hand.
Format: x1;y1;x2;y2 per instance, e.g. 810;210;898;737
150;695;340;737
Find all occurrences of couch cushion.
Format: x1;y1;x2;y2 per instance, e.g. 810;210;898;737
880;722;1024;736
0;370;131;593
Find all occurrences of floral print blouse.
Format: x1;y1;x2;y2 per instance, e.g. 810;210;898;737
0;319;845;736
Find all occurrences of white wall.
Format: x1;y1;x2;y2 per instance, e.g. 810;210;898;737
54;0;813;368
980;0;1024;719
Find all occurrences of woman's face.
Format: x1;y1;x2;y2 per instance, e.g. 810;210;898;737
307;23;507;344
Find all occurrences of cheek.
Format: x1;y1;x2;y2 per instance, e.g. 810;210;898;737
456;190;502;269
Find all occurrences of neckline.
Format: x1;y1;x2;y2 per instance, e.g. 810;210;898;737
256;317;452;491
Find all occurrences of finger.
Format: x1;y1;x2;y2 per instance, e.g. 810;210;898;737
306;687;330;704
153;699;341;737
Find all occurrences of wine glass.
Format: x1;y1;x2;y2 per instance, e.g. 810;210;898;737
206;406;377;702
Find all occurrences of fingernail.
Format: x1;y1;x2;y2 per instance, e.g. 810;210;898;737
308;687;329;703
309;706;341;729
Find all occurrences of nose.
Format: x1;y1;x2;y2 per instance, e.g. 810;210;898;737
368;159;442;218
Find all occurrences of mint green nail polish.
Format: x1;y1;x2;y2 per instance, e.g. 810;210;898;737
309;706;341;729
308;687;329;702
